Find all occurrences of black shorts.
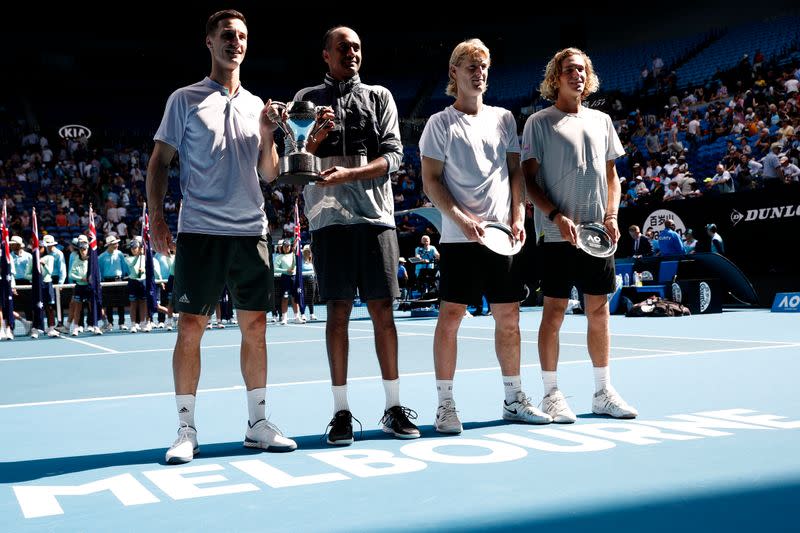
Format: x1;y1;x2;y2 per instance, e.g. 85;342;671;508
438;242;524;305
538;242;616;298
128;279;146;301
72;284;93;303
173;233;274;316
279;273;300;299
311;224;399;302
42;282;56;305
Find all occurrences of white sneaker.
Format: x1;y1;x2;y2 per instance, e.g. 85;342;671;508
47;327;60;338
93;326;103;336
70;326;79;337
130;323;140;333
156;322;165;329
31;328;40;339
4;327;13;340
142;321;153;333
434;399;463;434
280;316;288;325
310;314;317;321
0;327;6;340
165;318;174;331
243;419;297;452
293;315;305;324
216;322;225;329
102;323;114;333
165;425;199;464
120;324;129;331
76;326;84;334
592;387;638;419
502;391;552;424
541;389;577;424
206;322;212;329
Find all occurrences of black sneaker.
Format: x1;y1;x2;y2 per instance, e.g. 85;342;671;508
326;410;356;445
380;406;421;439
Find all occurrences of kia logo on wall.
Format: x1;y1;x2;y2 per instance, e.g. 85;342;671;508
58;124;92;140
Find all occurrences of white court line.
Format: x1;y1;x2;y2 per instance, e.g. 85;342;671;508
1;342;797;410
60;337;119;353
1;331;669;363
400;331;675;354
395;321;795;345
0;335;382;363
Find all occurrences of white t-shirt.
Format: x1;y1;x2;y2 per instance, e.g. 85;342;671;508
521;105;625;243
419;105;520;243
154;77;268;236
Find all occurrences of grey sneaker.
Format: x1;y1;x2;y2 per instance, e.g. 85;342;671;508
592;387;638;419
244;419;297;452
165;424;199;464
502;391;552;424
541;389;577;424
434;399;463;434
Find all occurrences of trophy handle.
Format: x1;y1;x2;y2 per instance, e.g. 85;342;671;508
309;106;334;141
267;101;293;140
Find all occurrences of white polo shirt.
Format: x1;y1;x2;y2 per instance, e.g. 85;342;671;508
155;77;268;236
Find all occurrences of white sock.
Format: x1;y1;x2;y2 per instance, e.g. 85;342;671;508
247;388;266;425
503;375;522;404
383;379;400;409
332;384;349;413
176;394;196;428
593;366;610;392
436;380;454;404
542;371;558;395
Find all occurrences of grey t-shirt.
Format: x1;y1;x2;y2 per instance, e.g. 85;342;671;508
419;105;520;243
154;77;268;236
521;105;624;243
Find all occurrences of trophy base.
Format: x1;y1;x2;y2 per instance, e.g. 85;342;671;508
276;172;324;186
277;153;323;185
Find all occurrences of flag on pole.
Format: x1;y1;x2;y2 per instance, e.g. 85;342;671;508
31;208;45;331
1;201;14;331
142;203;157;318
87;205;103;327
293;201;305;314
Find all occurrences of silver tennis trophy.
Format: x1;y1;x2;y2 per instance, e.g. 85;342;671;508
576;222;617;258
270;101;328;185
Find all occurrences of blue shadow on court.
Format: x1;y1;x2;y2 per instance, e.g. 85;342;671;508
1;419;527;483
398;479;800;533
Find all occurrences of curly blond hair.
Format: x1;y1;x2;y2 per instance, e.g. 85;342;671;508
446;38;491;98
539;47;599;102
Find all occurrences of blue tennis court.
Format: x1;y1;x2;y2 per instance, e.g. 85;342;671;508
2;308;799;532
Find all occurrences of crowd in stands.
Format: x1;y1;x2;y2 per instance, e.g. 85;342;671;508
614;55;799;207
2;30;799;337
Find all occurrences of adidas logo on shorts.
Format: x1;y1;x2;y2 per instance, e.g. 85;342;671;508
179;294;190;304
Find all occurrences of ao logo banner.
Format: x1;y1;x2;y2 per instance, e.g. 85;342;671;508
771;292;800;313
58;124;92;140
644;209;686;237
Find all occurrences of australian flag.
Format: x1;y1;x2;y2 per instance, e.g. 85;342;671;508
1;200;14;331
293;201;305;314
87;205;104;327
31;208;45;331
142;204;158;318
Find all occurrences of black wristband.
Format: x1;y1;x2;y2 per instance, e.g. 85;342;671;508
548;208;561;222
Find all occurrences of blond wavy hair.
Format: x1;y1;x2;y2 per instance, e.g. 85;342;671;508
539;47;599;102
446;38;491;97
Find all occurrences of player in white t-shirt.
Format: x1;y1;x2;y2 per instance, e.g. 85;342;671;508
421;39;552;434
522;47;638;423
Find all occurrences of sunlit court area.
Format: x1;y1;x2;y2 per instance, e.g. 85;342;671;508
1;4;799;531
